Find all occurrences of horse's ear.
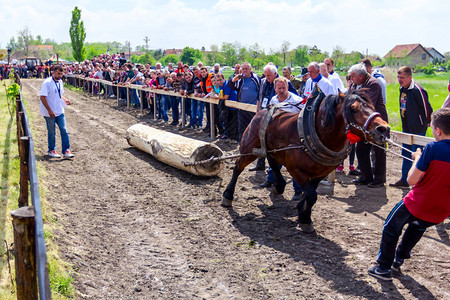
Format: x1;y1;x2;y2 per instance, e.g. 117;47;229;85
338;90;345;98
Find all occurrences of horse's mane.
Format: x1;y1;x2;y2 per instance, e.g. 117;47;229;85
322;93;342;127
322;89;372;127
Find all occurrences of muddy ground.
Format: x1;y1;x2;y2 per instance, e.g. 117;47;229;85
22;79;449;299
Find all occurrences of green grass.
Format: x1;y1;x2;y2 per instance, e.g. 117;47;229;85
0;85;74;299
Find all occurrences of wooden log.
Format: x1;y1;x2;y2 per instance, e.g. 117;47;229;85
126;124;224;176
11;206;38;299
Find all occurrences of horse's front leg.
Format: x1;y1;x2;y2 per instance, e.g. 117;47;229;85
222;155;257;207
267;156;286;195
296;179;321;233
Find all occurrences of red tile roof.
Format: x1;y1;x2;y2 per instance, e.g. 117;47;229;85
383;44;421;58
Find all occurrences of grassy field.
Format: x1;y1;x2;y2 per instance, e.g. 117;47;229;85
0;84;74;299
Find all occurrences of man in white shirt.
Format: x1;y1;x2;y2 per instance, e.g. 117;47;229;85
39;65;74;158
324;57;345;92
260;76;303;200
319;62;347;93
270;76;304;112
302;62;337;98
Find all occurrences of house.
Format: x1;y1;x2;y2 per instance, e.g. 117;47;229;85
164;48;183;56
383;43;433;67
426;47;445;62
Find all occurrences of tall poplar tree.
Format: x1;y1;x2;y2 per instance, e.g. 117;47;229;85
69;6;86;62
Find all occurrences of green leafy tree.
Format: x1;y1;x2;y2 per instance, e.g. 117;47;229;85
221;42;237;66
180;47;203;65
6;37;16;51
17;27;33;55
292;45;309;67
69;6;87;62
130;54;139;63
206;44;225;66
137;53;156;65
162;54;179;65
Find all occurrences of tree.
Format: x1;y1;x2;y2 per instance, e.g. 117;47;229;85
281;40;291;64
6;37;16;51
18;27;33;55
293;45;309;67
151;49;164;61
180;47;203;65
206;44;225;66
221;42;237;66
162;54;179;65
137;53;156;65
69;6;87;62
34;35;43;45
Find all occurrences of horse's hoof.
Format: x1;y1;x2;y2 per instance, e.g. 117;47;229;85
221;197;233;207
299;223;315;233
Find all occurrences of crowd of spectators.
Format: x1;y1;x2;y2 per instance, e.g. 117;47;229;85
54;52;318;144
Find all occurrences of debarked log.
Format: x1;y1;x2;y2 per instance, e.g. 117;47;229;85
126;124;224;176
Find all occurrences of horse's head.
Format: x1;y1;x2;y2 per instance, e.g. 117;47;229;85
343;90;390;144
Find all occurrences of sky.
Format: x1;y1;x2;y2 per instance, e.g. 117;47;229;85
1;0;449;57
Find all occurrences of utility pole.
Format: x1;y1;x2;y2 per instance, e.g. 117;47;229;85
144;36;150;52
125;41;131;58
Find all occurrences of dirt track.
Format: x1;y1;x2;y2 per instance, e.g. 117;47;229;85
22;79;449;299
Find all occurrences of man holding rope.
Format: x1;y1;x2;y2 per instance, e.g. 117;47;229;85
368;108;450;281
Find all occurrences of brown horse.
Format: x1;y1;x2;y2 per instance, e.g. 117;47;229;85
221;89;390;233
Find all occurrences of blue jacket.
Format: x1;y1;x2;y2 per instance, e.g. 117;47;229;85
227;72;261;103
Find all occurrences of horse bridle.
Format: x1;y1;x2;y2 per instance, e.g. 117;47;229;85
345;107;382;142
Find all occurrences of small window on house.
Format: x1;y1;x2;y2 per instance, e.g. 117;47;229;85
422;54;426;60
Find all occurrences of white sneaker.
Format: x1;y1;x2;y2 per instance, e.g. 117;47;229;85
48;150;61;158
63;150;75;158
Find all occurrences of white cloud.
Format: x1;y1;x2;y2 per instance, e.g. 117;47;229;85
0;0;449;56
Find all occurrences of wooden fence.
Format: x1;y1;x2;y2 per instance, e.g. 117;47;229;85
64;75;434;182
11;89;51;299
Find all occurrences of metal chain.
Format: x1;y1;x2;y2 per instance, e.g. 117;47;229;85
182;145;305;167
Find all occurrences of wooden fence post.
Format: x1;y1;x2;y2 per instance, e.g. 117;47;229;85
18;136;29;207
181;96;186;129
153;93;157;119
126;87;130;110
11;206;38;300
209;102;215;139
16;100;29;207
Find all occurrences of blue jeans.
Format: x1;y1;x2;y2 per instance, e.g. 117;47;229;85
171;96;180;122
191;100;204;126
44;114;70;153
400;131;425;184
267;166;302;192
131;89;140;107
161;95;170;122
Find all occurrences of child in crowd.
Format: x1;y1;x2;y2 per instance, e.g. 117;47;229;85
368;108;450;281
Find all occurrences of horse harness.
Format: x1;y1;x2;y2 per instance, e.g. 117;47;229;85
252;89;351;167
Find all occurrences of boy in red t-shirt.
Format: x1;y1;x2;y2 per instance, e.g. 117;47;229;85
368;108;450;281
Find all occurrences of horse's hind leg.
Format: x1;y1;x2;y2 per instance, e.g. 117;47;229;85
222;155;257;207
267;156;286;195
296;179;321;233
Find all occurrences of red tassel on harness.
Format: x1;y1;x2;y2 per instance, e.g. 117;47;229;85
346;132;361;144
